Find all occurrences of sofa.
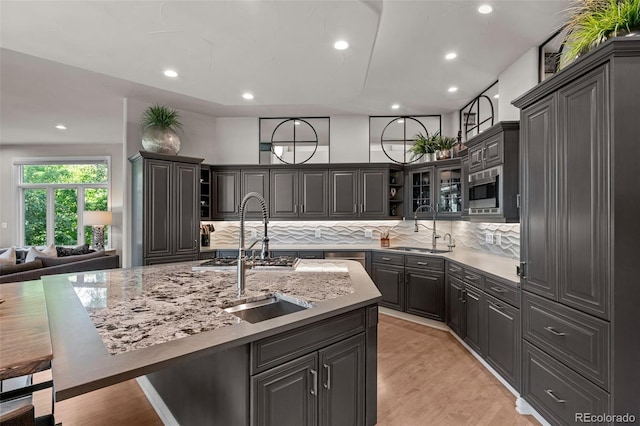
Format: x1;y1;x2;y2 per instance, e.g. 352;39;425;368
0;247;120;284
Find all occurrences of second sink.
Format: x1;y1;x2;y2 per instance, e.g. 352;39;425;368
389;247;451;254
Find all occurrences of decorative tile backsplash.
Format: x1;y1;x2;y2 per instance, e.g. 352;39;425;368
203;220;520;260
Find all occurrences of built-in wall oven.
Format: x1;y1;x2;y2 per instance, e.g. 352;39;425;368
468;165;502;215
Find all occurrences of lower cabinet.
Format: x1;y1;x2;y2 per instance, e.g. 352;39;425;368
252;333;365;426
484;294;520;389
371;263;404;310
446;276;465;337
405;267;444;321
463;284;484;354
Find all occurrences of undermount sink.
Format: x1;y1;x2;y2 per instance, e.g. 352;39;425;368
389;247;451;254
223;294;310;323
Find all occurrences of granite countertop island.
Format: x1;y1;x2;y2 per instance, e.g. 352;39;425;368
43;259;381;405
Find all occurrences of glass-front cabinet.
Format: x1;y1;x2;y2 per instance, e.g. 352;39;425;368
437;166;462;216
411;167;433;215
408;159;462;219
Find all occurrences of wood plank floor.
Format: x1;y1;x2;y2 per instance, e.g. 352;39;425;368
30;314;538;425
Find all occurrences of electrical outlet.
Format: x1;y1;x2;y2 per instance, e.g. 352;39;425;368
1;222;7;229
315;229;322;238
364;229;373;238
485;233;494;244
250;228;257;238
495;234;502;246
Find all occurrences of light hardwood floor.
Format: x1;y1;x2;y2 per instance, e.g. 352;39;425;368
31;314;538;425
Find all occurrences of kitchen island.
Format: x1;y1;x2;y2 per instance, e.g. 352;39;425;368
42;260;381;425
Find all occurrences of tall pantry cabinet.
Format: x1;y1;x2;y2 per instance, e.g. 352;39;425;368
514;38;640;424
130;151;203;266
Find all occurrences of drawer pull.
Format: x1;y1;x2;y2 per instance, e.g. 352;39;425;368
465;275;479;281
305;255;317;259
544;326;567;337
310;369;318;395
490;286;506;293
544;389;566;404
416;261;428;266
491;302;505;310
381;257;391;261
449;265;462;272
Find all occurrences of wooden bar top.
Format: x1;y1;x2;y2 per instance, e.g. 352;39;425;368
0;280;53;380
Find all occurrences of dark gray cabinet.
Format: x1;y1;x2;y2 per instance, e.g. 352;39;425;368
213;170;241;219
329;169;387;218
446;275;465;337
130;152;202;266
405;267;444;321
200;165;212;220
469;133;503;172
371;262;404;310
252;334;366;426
484;294;520;389
271;169;328;219
463;283;484;355
514;39;640;420
242;169;270;218
407;160;462;218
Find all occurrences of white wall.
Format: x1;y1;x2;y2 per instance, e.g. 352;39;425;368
212;117;259;165
498;47;539;120
0;143;124;251
330;116;370;163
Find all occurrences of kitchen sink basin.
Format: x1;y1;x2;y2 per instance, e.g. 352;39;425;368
223;294;310;323
388;246;451;254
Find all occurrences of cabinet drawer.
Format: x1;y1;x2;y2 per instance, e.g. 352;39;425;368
297;251;324;259
372;251;404;266
461;269;483;288
446;261;464;279
484;276;520;308
405;255;444;271
523;342;610;426
251;308;366;374
523;292;610;390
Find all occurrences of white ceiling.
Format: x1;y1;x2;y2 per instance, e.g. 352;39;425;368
0;0;569;145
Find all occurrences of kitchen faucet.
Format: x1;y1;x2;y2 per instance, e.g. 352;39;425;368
237;192;269;297
414;204;440;250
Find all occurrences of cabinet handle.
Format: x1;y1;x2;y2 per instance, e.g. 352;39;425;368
381;257;391;261
544;326;567;337
294;204;297;214
416;261;428;266
489;286;506;293
491;302;505;310
301;204;305;213
194;239;198;250
464;275;478;281
353;204;357;214
544;389;566;404
461;290;467;303
323;364;331;390
310;369;318;395
360;204;364;213
518;262;527;279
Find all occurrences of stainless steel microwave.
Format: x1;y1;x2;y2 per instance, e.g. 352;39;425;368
468;165;502;215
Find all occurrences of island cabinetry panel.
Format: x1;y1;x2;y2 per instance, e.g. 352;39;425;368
130;152;202;266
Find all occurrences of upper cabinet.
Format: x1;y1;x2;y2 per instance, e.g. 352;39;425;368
329;168;389;219
200;165;212;220
270;168;328;219
407;159;462;219
213;170;241;219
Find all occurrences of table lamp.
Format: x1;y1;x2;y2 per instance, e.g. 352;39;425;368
83;211;112;250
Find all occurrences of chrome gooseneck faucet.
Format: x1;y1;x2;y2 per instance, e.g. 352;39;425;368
237;192;269;297
413;204;440;250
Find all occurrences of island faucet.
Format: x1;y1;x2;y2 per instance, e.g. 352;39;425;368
414;204;440;250
237;192;269;297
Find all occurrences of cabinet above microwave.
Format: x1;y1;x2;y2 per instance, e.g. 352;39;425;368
463;121;520;223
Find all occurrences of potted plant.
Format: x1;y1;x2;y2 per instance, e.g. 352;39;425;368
410;131;438;162
560;0;640;68
140;104;183;155
435;136;459;160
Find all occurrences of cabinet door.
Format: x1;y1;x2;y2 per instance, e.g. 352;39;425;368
484;294;520;389
483;134;504;169
242;170;270;219
329;170;358;217
405;268;444;321
270;169;299;218
359;169;387;217
520;96;558;300
463;284;485;355
468;145;484;172
252;353;318;426
214;170;241;218
144;159;172;257
446;276;464;338
200;166;212;220
557;65;610;320
300;170;328;218
174;162;199;255
371;263;404;310
319;334;365;426
436;166;462;216
410;168;434;215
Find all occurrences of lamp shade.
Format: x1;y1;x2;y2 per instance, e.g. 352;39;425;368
83;211;112;226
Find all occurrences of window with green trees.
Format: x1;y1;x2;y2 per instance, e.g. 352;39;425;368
18;160;110;247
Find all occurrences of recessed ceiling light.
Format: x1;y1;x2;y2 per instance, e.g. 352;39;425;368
493;94;500;99
448;86;458;93
334;40;349;50
391;104;400;110
55;124;67;130
242;92;254;100
445;52;457;60
163;69;178;78
478;4;493;14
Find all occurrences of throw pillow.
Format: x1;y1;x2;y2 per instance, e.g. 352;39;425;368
0;259;43;276
56;244;91;257
37;250;105;267
25;243;58;263
0;247;16;265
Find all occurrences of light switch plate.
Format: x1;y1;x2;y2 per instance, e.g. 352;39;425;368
495;234;502;246
315;229;322;238
485;233;494;244
1;222;7;229
251;229;257;238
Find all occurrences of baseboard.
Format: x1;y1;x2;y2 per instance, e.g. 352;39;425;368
379;308;549;425
136;376;179;426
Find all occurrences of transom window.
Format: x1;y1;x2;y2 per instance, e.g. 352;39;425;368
16;158;110;247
